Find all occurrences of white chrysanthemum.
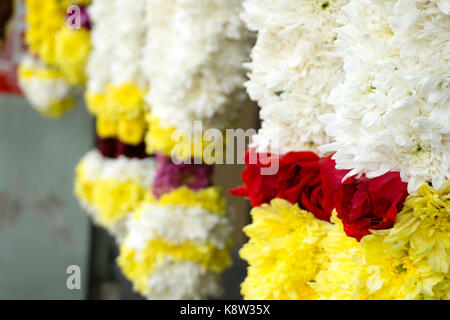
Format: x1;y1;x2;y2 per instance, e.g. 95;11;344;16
124;203;234;251
243;0;349;155
437;0;450;14
80;150;158;188
86;0;116;93
109;0;147;89
142;0;252;131
145;259;223;300
18;55;78;115
321;0;450;192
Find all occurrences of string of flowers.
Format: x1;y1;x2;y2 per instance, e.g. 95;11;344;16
74;0;152;240
18;0;91;117
116;0;252;300
232;0;449;300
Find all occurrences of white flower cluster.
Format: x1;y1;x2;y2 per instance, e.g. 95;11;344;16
320;0;450;192
79;150;157;188
18;54;78;116
86;0;115;94
142;0;253;131
87;0;147;94
120;199;234;300
145;259;223;300
243;0;349;155
125;203;234;252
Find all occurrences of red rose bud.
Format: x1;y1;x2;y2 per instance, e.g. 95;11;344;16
230;149;278;207
116;140;148;159
334;171;408;241
96;136;117;158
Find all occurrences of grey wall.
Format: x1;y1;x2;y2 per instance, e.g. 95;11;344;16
0;95;93;299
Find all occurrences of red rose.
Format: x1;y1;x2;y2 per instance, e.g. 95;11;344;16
321;157;408;241
230;150;279;207
231;149;335;221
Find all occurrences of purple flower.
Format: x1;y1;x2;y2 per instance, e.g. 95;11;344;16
153;154;214;198
79;6;91;30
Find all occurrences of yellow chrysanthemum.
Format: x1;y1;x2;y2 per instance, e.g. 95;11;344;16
357;233;445;300
118;240;232;295
383;181;450;274
117;117;147;146
54;27;91;86
86;91;107;116
43;98;77;118
74;162;150;228
25;0;64;65
311;211;365;300
91;180;145;226
96;117;118;139
240;199;333;300
145;114;224;163
156;186;226;216
105;83;148;119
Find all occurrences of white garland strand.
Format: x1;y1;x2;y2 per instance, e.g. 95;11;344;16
243;0;349;155
142;0;252;131
320;0;450;193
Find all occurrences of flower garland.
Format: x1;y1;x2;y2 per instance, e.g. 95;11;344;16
232;0;449;300
142;0;253;160
242;0;348;155
117;182;234;300
19;0;92;117
85;0;148;146
75;0;151;242
18;54;78;117
76;0;249;300
320;0;450;194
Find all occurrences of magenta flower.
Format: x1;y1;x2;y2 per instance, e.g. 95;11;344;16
152;154;214;198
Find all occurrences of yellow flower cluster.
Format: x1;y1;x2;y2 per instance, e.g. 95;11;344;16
86;84;148;145
74;160;153;230
241;183;450;300
157;186;227;216
24;0;91;86
54;27;91;86
145;114;225;163
240;199;333;300
118;239;232;296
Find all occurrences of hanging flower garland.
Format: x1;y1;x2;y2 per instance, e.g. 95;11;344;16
19;0;92;117
85;0;148;146
74;0;151;240
142;0;253;160
232;0;449;300
18;54;78;117
114;0;252;300
118;157;234;300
